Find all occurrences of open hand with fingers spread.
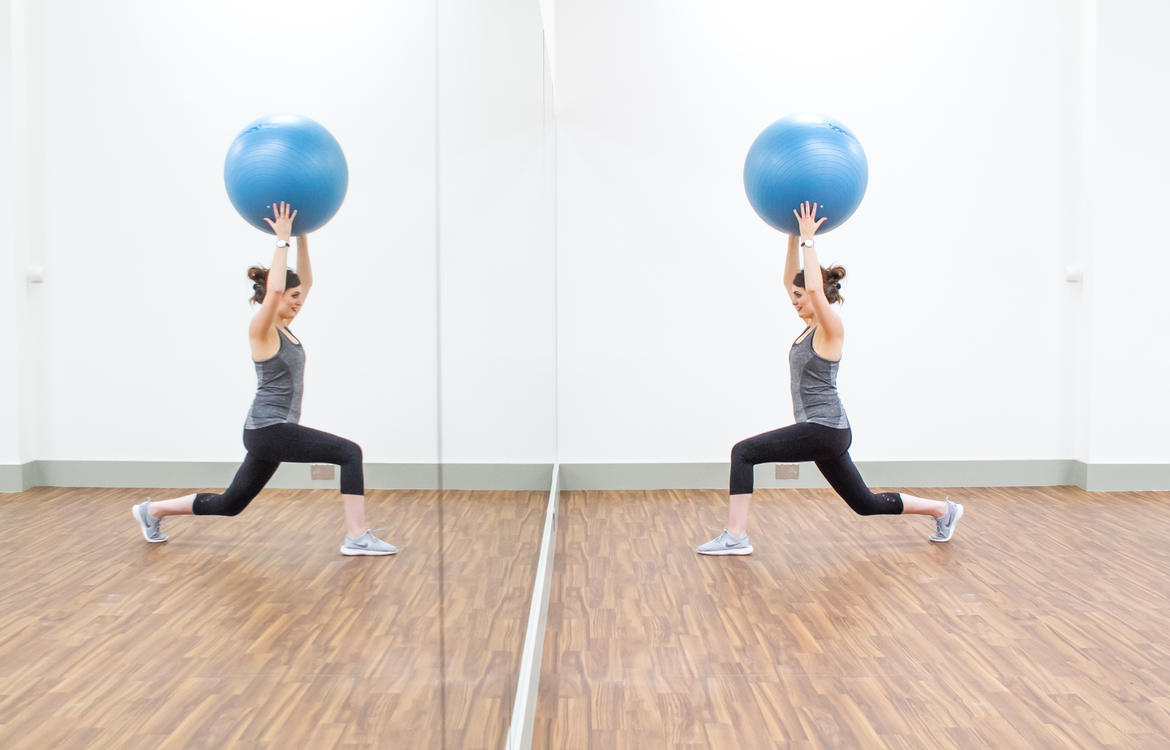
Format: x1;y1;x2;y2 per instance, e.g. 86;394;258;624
793;201;827;240
262;201;298;241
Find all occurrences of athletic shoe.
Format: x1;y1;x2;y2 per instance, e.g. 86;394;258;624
132;499;168;543
340;530;398;556
696;528;753;556
929;498;964;543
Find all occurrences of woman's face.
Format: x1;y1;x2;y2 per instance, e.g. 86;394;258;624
789;285;814;321
278;286;304;320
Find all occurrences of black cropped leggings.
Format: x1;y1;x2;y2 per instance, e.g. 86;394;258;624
193;423;364;517
730;422;903;516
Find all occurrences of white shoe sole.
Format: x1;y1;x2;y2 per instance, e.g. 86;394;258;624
340;546;398;556
929;503;963;543
132;505;167;543
696;546;754;556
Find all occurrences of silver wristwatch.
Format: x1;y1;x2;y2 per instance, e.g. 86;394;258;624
275;239;291;248
800;238;816;248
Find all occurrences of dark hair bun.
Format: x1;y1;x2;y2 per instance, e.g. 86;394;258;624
247;265;268;304
822;264;845;304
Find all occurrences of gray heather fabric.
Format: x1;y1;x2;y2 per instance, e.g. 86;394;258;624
245;328;305;429
789;327;850;430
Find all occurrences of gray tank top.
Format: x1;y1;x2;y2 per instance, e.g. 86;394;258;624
790;327;850;429
245;328;305;429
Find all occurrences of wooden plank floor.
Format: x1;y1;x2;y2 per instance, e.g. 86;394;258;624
533;487;1170;749
0;486;545;749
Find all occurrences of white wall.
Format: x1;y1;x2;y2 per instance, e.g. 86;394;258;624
1;0;20;467
4;0;1164;481
438;0;557;463
1;0;38;473
553;0;1104;465
2;0;558;477
21;0;440;463
1086;0;1170;466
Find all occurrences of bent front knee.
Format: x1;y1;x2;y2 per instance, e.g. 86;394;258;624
341;441;363;466
730;440;753;466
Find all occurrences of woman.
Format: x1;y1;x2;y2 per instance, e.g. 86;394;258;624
132;202;396;556
698;202;962;555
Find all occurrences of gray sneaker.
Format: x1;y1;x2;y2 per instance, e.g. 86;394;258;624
930;498;964;543
340;530;398;556
696;528;753;556
132;499;168;543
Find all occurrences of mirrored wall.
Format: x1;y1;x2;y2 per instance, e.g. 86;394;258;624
0;0;555;748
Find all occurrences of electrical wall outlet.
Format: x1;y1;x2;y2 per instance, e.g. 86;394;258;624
775;464;799;480
310;465;335;480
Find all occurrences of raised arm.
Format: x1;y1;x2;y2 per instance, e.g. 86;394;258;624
249;201;297;340
793;201;843;338
784;233;800;287
295;233;313;293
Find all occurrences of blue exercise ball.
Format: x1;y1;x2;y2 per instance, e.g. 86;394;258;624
743;113;868;235
224;114;348;235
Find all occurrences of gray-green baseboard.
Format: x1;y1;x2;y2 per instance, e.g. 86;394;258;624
2;459;1166;494
557;461;1170;493
1;461;553;493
